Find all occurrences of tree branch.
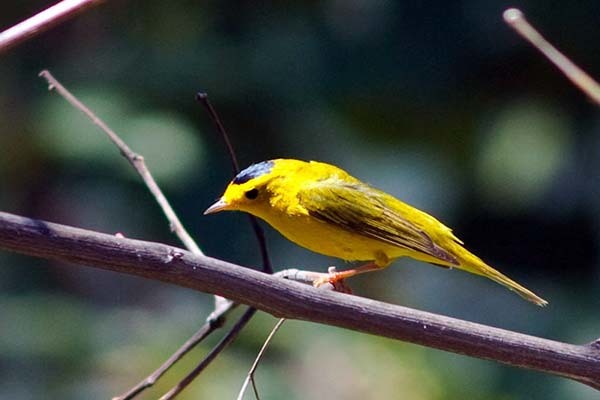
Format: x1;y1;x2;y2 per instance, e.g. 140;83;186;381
111;299;236;400
159;307;257;400
1;211;599;390
237;318;286;400
503;8;600;105
38;70;252;399
0;0;106;54
38;70;203;256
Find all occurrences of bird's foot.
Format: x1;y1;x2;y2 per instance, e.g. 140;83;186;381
312;266;353;294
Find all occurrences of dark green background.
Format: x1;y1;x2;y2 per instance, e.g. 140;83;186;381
1;1;599;399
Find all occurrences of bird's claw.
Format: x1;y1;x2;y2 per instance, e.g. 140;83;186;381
313;267;353;294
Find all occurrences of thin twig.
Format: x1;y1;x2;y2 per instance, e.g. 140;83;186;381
237;318;286;400
117;268;330;399
154;93;275;399
196;92;273;274
196;92;240;174
38;70;236;399
503;8;600;105
159;307;258;400
112;300;237;400
38;70;203;255
1;211;599;390
33;74;273;399
0;0;105;54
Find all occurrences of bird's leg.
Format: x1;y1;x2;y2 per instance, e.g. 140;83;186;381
313;262;381;293
329;262;381;280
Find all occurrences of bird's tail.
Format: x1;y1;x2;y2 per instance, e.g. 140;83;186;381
457;251;548;307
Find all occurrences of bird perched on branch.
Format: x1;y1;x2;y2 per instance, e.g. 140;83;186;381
205;159;547;306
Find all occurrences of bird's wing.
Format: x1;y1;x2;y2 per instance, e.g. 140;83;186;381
296;179;458;265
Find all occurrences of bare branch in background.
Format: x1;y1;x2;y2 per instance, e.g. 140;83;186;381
195;92;273;274
503;8;600;105
38;70;243;399
1;211;598;391
151;93;276;399
0;0;106;54
159;308;258;400
237;318;286;400
39;70;203;256
196;92;241;174
111;300;237;400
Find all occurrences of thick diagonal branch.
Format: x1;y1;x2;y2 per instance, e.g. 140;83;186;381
0;211;599;390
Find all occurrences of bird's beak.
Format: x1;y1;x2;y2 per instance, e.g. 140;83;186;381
204;198;229;215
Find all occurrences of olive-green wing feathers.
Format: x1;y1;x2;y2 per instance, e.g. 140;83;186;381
297;179;459;265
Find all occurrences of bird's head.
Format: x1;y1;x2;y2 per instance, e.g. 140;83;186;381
204;160;283;217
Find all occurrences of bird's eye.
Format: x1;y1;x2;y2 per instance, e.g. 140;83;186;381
244;188;259;200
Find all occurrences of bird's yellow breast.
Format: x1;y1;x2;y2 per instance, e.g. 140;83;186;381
261;208;401;263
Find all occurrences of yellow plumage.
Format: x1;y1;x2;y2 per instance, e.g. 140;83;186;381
205;159;547;306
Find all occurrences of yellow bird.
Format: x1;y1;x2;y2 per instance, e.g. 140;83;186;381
205;159;547;306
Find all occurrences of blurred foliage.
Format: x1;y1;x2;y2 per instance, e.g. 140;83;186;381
1;1;600;399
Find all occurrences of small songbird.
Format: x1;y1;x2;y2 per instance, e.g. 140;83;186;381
205;159;547;306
